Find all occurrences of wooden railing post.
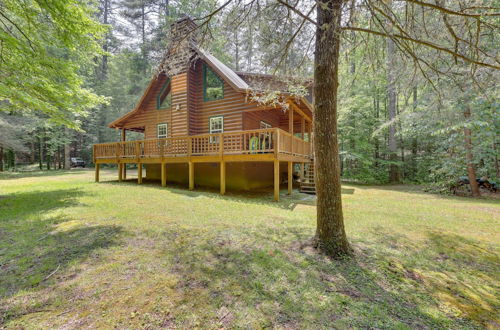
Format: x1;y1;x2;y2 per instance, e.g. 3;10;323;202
274;128;280;158
219;133;224;159
135;141;140;161
188;137;192;157
160;140;164;160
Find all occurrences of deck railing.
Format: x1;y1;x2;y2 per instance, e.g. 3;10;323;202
93;128;312;161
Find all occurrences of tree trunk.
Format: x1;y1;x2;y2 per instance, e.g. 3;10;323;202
234;29;240;71
38;136;43;170
374;95;380;167
101;0;110;79
411;87;418;178
246;21;253;71
30;141;35;163
494;140;500;179
64;128;71;170
0;147;3;172
386;0;399;183
313;0;351;258
463;106;480;196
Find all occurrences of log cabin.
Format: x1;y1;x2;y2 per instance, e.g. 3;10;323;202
92;16;315;201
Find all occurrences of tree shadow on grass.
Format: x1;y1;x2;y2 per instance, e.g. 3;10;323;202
100;179;350;211
147;225;492;328
0;188;89;221
0;188;123;324
359;227;499;328
0;169;90;181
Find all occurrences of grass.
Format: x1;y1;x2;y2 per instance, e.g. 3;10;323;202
0;169;498;329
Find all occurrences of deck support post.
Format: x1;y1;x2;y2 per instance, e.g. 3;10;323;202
288;161;293;195
118;163;123;182
95;163;100;182
138;163;143;184
220;161;226;195
188;161;194;190
300;163;304;181
289;108;294;155
274;159;280;202
121;129;126;179
161;163;166;187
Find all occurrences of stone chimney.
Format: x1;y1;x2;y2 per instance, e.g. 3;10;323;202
170;15;199;46
157;15;199;76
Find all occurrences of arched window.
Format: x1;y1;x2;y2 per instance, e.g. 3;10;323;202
203;64;224;101
157;79;172;110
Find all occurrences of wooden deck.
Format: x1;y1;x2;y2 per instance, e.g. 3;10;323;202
92;128;313;201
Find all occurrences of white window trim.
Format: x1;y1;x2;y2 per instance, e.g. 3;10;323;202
209;116;224;143
157;123;168;139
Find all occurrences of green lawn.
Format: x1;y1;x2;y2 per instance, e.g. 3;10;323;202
0;169;498;328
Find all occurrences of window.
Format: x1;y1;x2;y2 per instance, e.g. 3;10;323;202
157;123;168;139
260;121;272;129
209;116;223;143
203;64;224;101
157;79;172;110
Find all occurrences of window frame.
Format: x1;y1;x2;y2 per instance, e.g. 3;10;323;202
157;123;168;139
203;64;224;102
209;116;224;143
157;79;172;110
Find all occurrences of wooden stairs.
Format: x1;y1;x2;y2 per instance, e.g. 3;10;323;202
299;161;316;194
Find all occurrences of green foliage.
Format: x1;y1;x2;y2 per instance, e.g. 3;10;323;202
0;0;107;127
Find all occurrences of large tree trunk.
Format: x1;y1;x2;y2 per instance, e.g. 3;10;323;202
386;0;399;183
463;106;480;196
313;0;351;258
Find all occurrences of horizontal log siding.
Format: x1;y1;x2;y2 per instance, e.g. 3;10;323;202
171;73;189;137
121;75;173;139
188;65;200;135
190;60;271;134
115;59;310;139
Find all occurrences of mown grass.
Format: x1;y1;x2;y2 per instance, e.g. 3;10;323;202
0;169;498;329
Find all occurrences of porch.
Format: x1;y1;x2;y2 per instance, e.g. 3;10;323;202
93;128;313;201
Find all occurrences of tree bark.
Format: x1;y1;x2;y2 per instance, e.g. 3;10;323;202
314;0;351;258
463;106;480;196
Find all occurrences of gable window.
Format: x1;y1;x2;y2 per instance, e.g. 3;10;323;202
157;79;172;110
157;123;168;139
209;116;223;143
203;64;224;102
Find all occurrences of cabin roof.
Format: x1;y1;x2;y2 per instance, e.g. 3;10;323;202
236;71;313;93
109;47;313;130
197;48;249;91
